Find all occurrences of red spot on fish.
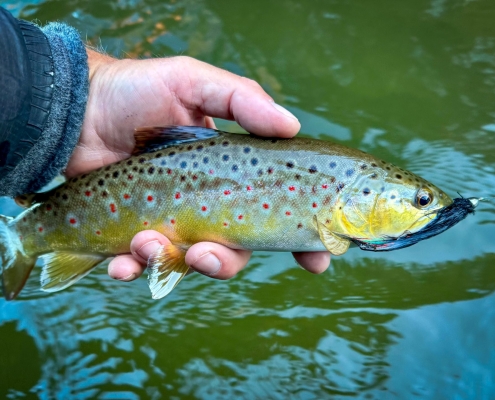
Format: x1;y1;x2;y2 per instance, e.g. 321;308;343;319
201;206;208;212
69;218;77;225
209;169;214;175
297;223;303;229
143;221;149;226
289;186;296;191
192;175;198;181
22;217;26;222
96;230;101;235
110;204;117;213
238;215;244;220
46;205;52;211
123;194;130;200
167;169;172;175
85;191;92;197
263;203;269;209
322;184;328;189
246;185;253;191
171;219;176;225
128;174;133;180
224;190;231;195
38;227;43;232
147;195;154;202
285;211;292;216
223;222;228;227
175;192;181;200
312;202;318;208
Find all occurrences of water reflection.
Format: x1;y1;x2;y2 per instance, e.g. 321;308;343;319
1;0;495;398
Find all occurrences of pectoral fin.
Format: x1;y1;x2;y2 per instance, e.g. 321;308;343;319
40;252;106;292
147;244;190;299
313;216;350;256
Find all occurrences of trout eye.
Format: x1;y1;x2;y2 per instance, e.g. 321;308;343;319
415;188;433;208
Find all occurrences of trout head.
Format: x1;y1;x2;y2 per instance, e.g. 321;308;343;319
326;167;461;251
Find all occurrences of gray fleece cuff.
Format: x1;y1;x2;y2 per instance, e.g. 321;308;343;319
0;23;88;197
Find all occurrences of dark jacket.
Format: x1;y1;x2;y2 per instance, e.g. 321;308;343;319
0;7;88;197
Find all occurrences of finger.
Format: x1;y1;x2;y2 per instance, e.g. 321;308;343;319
184;242;252;280
108;255;144;281
292;251;331;274
107;230;172;281
204;116;217;129
167;56;301;137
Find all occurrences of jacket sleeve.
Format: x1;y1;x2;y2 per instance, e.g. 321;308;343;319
0;7;88;197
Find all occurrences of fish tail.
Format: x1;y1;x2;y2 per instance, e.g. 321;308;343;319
0;215;36;300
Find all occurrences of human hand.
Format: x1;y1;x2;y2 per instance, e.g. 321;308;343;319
68;49;330;282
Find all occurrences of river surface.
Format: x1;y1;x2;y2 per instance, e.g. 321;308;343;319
1;1;495;399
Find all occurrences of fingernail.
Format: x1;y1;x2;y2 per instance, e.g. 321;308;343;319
272;102;298;120
189;252;221;276
117;273;136;282
135;240;161;262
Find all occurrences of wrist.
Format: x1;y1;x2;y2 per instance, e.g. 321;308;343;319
86;48;116;81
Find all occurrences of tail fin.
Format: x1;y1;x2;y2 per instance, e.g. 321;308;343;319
0;215;36;300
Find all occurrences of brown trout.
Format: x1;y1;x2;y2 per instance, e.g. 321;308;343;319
0;126;478;300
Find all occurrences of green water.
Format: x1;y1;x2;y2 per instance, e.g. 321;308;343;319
1;0;495;398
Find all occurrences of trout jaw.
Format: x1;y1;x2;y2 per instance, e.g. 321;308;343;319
349;197;477;251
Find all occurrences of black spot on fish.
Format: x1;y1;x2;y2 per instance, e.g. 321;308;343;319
271;139;278;143
363;188;371;196
244;147;251;154
105;166;111;171
105;173;110;179
336;183;345;193
371;173;378;179
81;174;88;179
169;152;176;157
72;177;78;183
158;168;164;174
286;162;294;169
257;169;263;176
232;164;239;172
203;157;209;164
55;192;60;198
123;168;128;174
187;145;193;150
295;174;301;180
139;168;145;174
180;161;187;168
329;162;337;169
98;179;105;186
222;141;229;147
197;145;204;151
309;165;317;174
102;191;108;197
222;154;230;162
181;176;186;182
371;163;377;167
193;162;199;168
113;171;120;178
251;158;259;166
396;174;402;179
62;193;68;200
133;166;138;172
53;211;58;217
155;153;162;158
209;141;216;146
148;167;155;174
267;167;274;174
346;169;354;177
139;157;146;164
127;160;133;166
361;164;367;170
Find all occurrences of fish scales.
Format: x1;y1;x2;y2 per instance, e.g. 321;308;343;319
15;133;379;255
1;126;476;300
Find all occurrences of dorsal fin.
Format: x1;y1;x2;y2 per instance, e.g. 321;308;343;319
133;126;221;156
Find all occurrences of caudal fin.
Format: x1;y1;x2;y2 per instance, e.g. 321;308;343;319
0;215;36;300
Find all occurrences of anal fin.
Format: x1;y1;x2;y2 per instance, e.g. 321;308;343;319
147;244;189;299
313;216;350;256
40;252;106;292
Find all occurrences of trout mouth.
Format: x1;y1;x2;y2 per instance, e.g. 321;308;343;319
349;198;478;252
